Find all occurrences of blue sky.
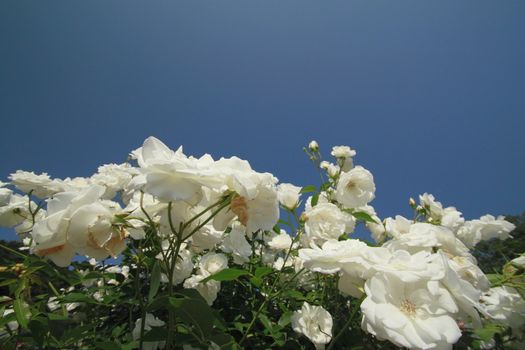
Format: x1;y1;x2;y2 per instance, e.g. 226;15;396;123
1;1;524;241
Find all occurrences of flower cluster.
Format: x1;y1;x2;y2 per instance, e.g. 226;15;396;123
0;137;523;350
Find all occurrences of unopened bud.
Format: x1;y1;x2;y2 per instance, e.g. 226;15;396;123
308;140;319;152
511;255;525;269
409;198;416;208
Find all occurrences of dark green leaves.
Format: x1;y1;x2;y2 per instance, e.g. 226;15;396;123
310;193;320;207
300;185;317;194
148;261;161;302
351;211;377;224
60;293;98;304
474;323;505;342
94;342;122;350
13;298;29;328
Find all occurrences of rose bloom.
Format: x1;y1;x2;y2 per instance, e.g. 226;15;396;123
361;273;461;350
267;231;293;251
335;166;375;209
31;185;126;266
291;302;333;350
331;145;356;159
457;215;515;248
8;170;63;198
303;202;355;246
277;183;302;210
198;252;228;275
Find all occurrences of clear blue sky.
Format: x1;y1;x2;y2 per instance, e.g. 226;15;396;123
1;1;524;241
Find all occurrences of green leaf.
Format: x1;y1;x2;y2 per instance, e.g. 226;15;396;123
120;341;139;350
95;341;122;350
28;317;48;346
146;295;169;312
351;211;377;224
486;273;502;285
168;289;230;345
311;193;320;207
14;298;29;328
0;278;18;287
62;324;93;342
61;293;98;304
474;323;504;342
254;266;273;279
200;268;251;283
95;341;120;350
249;276;262;288
300;185;317;194
48;313;69;321
258;314;273;334
283;290;306;301
320;182;332;192
278;311;293;327
148;261;161;302
141;327;167;342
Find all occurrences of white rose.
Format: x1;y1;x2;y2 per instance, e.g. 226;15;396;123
384;222;470;258
449;255;490;291
221;223;252;264
0;190;31;228
481;286;525;334
198;252;228;275
8;170;63;198
437;252;485;327
31;185;126;266
273;256;294;271
135;136;222;204
277;183;301;210
440;207;465;232
300;239;387;275
303;203;355;246
267;231;292;251
374;250;445;283
457;215;515;248
384;215;412;238
419;193;444;219
190;224;223;252
335;166;375;208
361;274;461;350
213;185;279;234
331;145;356;159
291;302;333;350
183;273;221;306
91;163;138;199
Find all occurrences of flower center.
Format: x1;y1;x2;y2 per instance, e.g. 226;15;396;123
345;181;356;191
400;299;417;316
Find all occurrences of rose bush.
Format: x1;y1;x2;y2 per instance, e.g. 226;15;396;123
0;137;523;350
